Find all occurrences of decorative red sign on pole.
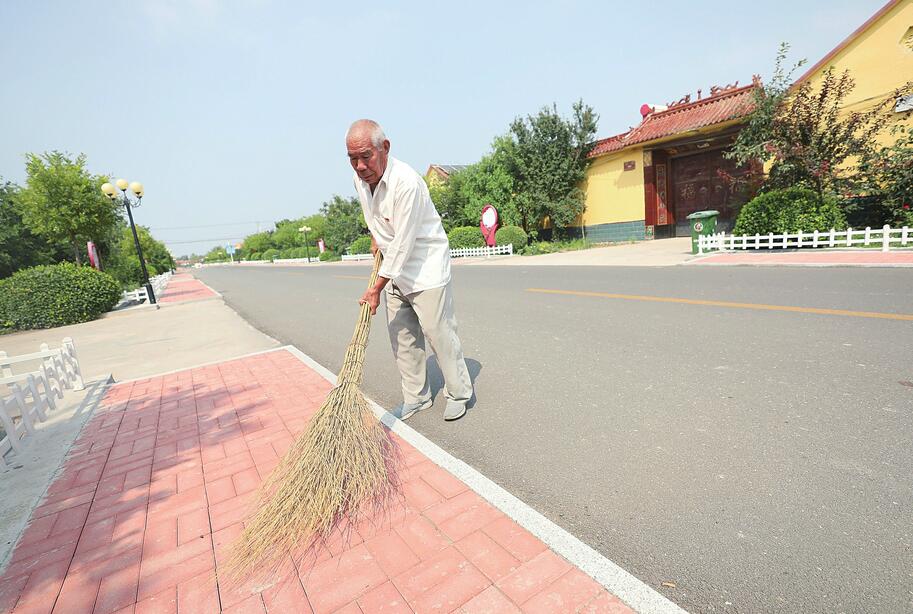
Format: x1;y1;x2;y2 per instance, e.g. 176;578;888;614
87;241;100;270
479;204;499;247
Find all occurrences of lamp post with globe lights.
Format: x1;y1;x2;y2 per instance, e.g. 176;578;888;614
101;179;157;304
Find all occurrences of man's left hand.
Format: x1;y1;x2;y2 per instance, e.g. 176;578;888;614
359;288;381;316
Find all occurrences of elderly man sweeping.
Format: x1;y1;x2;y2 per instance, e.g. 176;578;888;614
348;119;474;421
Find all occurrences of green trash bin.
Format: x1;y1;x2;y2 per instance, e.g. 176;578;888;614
686;210;719;254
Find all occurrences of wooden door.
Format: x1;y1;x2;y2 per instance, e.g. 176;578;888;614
671;149;747;236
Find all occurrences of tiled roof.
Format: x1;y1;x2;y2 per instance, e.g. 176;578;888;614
430;164;469;176
588;84;757;157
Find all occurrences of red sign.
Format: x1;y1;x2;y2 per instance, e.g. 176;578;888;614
87;241;100;269
479;204;499;247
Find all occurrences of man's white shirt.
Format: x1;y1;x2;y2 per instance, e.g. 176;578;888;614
354;157;451;295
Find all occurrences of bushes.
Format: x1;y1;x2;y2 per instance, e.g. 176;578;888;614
319;250;340;262
348;235;373;255
447;226;485;249
261;248;280;261
733;187;847;236
494;225;527;248
0;263;121;331
247;252;261;261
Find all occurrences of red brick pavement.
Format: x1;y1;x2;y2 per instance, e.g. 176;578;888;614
0;349;633;614
158;274;219;304
693;250;913;266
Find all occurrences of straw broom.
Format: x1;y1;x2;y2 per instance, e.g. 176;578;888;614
224;251;397;580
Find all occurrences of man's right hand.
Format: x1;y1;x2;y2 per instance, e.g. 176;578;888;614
370;236;378;256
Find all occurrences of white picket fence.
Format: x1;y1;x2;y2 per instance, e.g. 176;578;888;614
342;244;514;261
698;225;912;254
450;244;514;258
122;271;172;303
0;338;84;468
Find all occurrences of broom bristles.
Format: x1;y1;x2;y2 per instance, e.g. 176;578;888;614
223;252;398;582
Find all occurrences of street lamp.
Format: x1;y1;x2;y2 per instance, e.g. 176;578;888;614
101;179;157;304
299;225;312;263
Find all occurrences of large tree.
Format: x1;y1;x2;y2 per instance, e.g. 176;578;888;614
320;195;367;251
17;152;119;264
0;180;69;278
507;100;598;233
728;44;913;199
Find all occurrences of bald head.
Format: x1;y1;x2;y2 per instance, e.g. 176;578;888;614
346;119;390;189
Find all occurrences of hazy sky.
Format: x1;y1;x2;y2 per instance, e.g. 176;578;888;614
0;0;887;255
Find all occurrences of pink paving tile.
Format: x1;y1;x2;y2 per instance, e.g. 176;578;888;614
577;591;636;613
176;570;221;614
393;514;452;561
393;546;490;613
455;531;521;582
260;566;313;614
356;581;411;613
221;594;267;614
134;586;177;614
420;465;470;499
400;477;444;511
495;550;573;606
299;544;386;613
458;585;522;613
362;532;421;579
482;517;548;563
519;568;604;613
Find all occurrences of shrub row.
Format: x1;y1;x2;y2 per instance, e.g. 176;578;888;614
0;263;121;331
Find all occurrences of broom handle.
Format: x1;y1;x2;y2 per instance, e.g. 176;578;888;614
337;250;383;385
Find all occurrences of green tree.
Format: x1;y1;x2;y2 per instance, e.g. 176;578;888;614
203;246;230;262
242;231;275;254
320;195;367;251
728;44;913;199
0;180;69;278
272;220;306;250
17;152;119;264
105;223;175;288
858;125;913;226
507;100;598;232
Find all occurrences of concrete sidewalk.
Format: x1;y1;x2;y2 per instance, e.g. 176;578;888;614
689;249;913;267
0;300;278;384
0;348;643;613
465;238;695;267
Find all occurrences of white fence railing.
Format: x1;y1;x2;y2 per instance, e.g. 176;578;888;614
343;244;514;261
450;244;514;258
122;271;172;303
698;225;912;254
0;338;84;467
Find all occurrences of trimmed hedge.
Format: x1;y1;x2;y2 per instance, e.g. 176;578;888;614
319;250;340;262
0;263;121;331
261;248;280;261
448;226;485;249
733;187;847;236
348;235;373;255
495;225;527;249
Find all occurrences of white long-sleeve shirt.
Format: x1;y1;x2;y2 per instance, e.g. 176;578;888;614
354;157;451;295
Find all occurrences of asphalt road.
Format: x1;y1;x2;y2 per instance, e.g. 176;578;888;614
196;263;913;613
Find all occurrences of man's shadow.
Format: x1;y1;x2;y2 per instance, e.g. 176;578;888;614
427;356;482;410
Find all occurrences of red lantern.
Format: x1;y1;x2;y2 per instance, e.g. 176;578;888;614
480;204;499;247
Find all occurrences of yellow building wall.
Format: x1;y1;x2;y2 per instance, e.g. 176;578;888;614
581;148;645;226
801;0;913;145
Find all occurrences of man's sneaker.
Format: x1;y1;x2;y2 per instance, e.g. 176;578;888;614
444;400;467;421
392;398;432;421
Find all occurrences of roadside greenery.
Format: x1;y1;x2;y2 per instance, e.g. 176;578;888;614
729;44;912;234
426;101;597;236
733;187;846;236
0;263;121;331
